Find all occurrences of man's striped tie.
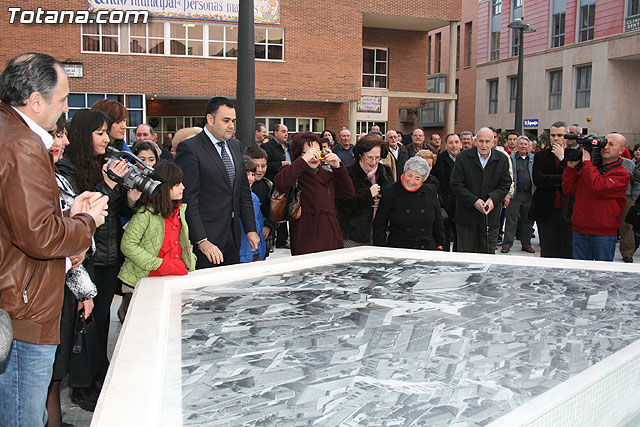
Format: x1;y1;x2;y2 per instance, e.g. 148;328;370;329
218;141;235;188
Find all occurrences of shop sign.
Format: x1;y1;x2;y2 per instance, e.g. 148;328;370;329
62;62;83;78
625;16;640;32
357;96;382;113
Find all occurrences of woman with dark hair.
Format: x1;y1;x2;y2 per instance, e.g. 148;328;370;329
337;134;394;246
373;156;446;250
321;129;336;146
57;108;139;410
132;140;159;170
633;144;640;164
45;115;98;427
274;132;355;255
91;98;133;153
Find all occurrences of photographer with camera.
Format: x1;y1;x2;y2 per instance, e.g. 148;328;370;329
562;133;630;261
530;121;575;258
57;108;142;410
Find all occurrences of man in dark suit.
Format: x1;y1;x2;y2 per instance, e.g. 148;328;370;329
530;121;573;258
451;127;512;253
432;133;462;251
262;123;292;247
175;97;260;267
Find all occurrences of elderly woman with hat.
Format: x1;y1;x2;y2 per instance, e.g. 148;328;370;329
373;156;445;250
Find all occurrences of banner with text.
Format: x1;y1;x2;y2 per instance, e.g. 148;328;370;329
87;0;280;24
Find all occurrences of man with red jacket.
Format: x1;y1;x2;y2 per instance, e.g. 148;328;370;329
562;133;629;261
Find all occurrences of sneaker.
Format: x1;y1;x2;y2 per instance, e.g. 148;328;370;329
623;257;634;263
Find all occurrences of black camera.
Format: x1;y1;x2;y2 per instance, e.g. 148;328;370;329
105;146;164;199
564;134;608;167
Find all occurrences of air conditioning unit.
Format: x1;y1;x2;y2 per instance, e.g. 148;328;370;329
399;109;409;123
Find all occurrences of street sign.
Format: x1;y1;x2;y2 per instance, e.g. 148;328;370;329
524;119;539;127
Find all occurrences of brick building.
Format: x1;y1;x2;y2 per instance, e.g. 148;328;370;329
0;0;462;143
474;0;640;143
424;0;478;137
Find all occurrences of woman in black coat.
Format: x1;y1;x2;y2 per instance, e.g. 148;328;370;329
337;134;394;246
57;109;139;409
373;156;446;250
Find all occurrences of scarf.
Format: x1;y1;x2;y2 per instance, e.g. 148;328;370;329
361;161;378;185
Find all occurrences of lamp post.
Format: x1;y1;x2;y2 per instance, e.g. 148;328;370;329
507;18;535;135
236;0;255;149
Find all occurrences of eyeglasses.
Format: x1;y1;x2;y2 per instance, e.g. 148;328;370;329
363;154;381;161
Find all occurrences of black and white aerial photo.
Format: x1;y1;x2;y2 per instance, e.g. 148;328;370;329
181;257;640;426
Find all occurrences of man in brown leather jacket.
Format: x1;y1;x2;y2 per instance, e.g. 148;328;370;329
0;53;108;427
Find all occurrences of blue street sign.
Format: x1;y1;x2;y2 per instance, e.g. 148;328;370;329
524;119;539;127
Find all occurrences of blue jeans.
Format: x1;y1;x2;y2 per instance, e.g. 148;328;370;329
0;340;56;427
572;230;617;261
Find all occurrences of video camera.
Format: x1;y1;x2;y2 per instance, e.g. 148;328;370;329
563;134;608;167
105;146;164;199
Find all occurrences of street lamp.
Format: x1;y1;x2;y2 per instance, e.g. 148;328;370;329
507;18;536;135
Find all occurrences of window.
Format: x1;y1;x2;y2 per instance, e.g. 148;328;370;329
512;29;520;57
579;1;595;41
575;65;591;108
630;0;640;17
509;76;518;113
428;35;432;74
169;23;203;56
362;47;388;88
551;13;566;47
493;0;502;15
465;22;473;67
513;0;523;7
69;93;145;144
456;26;461;70
255;27;284;60
208;25;235;57
548;69;562;110
419;75;447;127
490;31;500;61
130;21;164;54
260;117;325;135
107;21;283;61
82;22;119;53
435;33;442;73
488;79;499;114
357;122;387;134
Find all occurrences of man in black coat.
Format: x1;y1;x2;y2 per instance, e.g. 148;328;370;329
451;127;512;253
262;123;291;182
175;97;260;267
432;133;462;251
530;121;573;258
261;123;291;247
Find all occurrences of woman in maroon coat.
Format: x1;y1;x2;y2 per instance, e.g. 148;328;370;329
274;132;355;255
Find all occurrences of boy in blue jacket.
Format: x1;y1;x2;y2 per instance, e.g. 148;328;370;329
239;156;267;262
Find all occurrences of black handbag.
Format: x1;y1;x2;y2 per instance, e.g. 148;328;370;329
68;312;99;388
270;180;301;223
625;194;640;233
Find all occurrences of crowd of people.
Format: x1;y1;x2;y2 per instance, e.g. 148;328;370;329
0;52;638;426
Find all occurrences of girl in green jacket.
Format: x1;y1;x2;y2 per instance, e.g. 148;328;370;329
118;161;196;303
